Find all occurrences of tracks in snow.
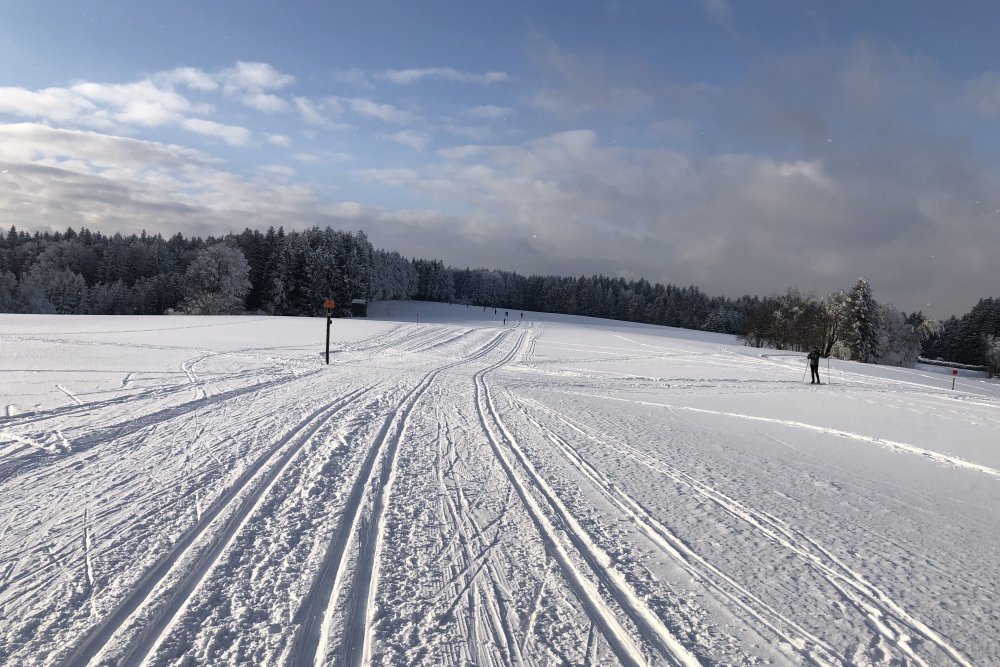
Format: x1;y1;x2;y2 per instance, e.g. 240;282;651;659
515;396;973;667
473;332;701;667
511;396;844;666
61;383;377;667
286;329;512;667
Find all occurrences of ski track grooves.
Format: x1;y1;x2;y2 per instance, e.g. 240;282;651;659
474;332;701;667
510;395;844;667
527;396;973;667
287;329;511;667
60;383;377;667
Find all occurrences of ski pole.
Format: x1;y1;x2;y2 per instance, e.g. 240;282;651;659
802;359;808;383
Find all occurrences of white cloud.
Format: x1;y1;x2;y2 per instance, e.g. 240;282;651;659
344;97;416;124
442;125;492;142
0;86;96;123
293;97;350;129
465;105;514;120
216;62;295;113
0;123;452;252
770;159;833;187
259;164;297;178
181;118;251;146
70;80;202;126
241;92;289;113
526;38;654;115
438;145;485;161
335;68;373;88
294;97;328;125
0;63;298;135
382;131;430;151
699;0;732;23
292;150;352;163
0;123;212;169
381;68;510;85
155;67;218;91
266;133;291;147
220;61;295;95
359;168;420;186
348;126;1000;317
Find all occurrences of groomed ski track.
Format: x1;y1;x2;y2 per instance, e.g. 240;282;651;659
1;305;997;666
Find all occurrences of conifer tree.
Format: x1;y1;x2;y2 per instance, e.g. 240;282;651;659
845;277;880;363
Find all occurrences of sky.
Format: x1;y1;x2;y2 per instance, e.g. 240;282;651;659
1;0;999;319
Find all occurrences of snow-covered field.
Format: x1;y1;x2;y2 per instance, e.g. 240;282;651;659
1;302;998;666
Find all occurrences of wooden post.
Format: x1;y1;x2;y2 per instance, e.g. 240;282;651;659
324;299;335;364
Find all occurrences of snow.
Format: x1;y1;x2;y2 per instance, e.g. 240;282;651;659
1;302;998;666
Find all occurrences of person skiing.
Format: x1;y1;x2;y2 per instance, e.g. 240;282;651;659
807;347;822;384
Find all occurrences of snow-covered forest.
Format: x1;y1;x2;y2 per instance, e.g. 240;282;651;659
1;225;997;371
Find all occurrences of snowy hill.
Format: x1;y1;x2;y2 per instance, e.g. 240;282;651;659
1;303;997;665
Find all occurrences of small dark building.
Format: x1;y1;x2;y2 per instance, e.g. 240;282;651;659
351;299;368;317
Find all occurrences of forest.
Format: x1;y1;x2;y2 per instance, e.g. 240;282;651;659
1;224;997;374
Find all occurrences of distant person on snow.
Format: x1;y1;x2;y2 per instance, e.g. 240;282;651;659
807;347;822;384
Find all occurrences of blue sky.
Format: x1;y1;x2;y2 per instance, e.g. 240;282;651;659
2;1;999;318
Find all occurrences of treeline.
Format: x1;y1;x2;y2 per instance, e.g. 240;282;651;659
0;226;413;317
1;224;998;372
738;278;935;367
0;225;754;331
410;258;755;332
923;298;1000;375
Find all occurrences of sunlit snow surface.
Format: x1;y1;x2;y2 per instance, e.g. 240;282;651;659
1;303;998;666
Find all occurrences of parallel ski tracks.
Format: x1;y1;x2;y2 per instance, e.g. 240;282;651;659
514;396;974;667
287;329;513;667
510;395;845;666
473;333;701;667
60;382;378;667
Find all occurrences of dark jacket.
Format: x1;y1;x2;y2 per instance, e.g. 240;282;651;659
807;349;821;367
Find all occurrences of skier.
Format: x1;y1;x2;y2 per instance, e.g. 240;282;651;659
807;347;822;384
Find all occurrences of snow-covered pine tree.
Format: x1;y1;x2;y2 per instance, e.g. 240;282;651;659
268;232;309;315
15;272;55;313
180;243;251;315
986;334;1000;378
0;271;17;312
845;277;880;363
821;290;849;357
876;304;930;367
340;230;375;303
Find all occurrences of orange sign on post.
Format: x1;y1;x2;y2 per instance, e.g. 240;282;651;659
324;298;335;313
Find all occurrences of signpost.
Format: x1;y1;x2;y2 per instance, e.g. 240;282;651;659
324;299;335;364
952;368;958;390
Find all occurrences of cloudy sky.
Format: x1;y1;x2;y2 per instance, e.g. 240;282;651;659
1;1;999;318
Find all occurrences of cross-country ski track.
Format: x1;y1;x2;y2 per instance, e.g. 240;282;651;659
1;302;998;666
